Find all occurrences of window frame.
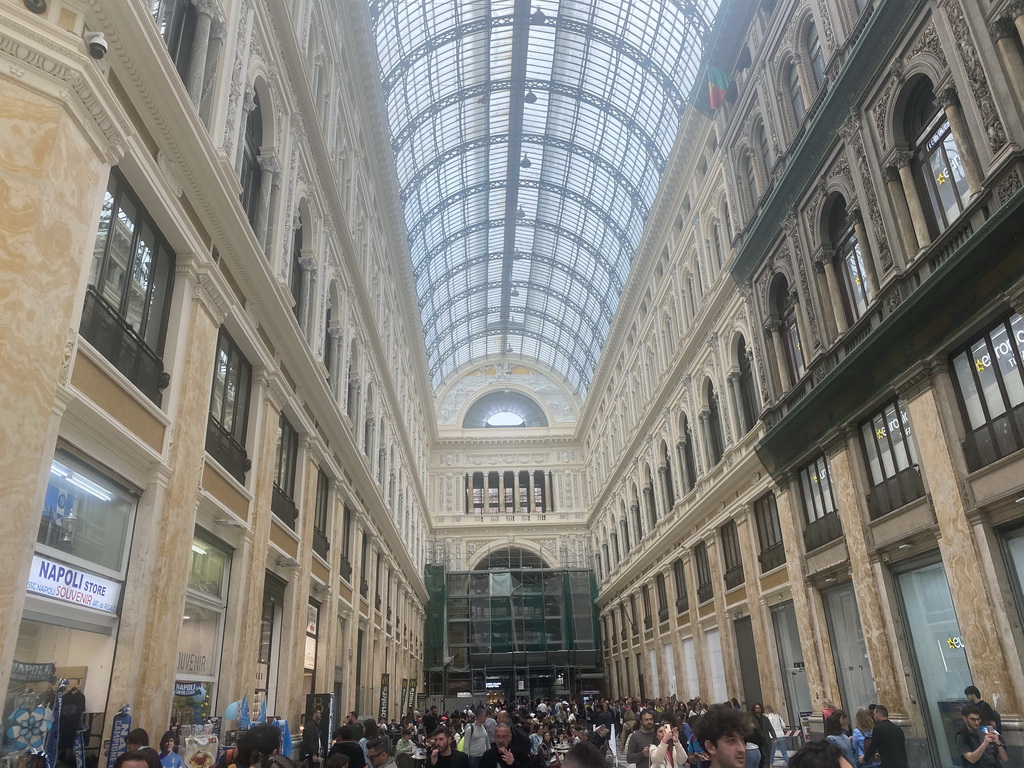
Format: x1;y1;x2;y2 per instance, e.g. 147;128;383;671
721;520;744;589
272;414;300;528
312;468;330;560
695;541;713;603
859;399;925;519
754;492;786;572
206;328;252;483
798;454;843;550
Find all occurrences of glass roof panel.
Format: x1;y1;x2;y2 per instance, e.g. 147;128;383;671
370;0;721;395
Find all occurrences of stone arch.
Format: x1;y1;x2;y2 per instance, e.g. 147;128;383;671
470;541;552;570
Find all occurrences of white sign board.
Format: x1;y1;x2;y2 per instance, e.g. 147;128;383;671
27;554;121;614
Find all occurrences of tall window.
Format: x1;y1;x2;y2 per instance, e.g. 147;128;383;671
905;78;970;232
807;24;825;89
951;314;1024;471
743;153;758;208
85;170;176;404
787;62;806;123
721;520;744;589
272;414;299;529
859;400;924;518
798;455;842;550
641;585;653;629
151;0;196;82
678;414;698;494
340;504;354;581
312;468;330;560
737;336;759;433
774;278;805;384
830;199;872;323
672;559;689;613
655;573;668;621
754;492;785;572
695;542;713;603
632;500;644;543
757;122;772;180
706;380;725;466
290;221;304;322
630;594;640;635
346;341;360;421
360;530;370;598
240;93;263;228
661;440;675;505
621;516;631;553
713;220;725;268
207;329;252;483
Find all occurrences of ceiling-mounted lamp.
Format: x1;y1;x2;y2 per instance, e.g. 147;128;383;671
511;288;519;297
506;344;514;353
517;205;526;218
524;89;538;104
532;7;547;24
520;154;532;169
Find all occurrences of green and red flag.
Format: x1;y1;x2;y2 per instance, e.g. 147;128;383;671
707;65;730;109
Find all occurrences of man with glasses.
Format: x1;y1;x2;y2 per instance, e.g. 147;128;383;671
956;706;1007;766
366;738;398;768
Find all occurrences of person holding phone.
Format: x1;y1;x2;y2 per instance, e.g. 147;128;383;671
650;726;687;768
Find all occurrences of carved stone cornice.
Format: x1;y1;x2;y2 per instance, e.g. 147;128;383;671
990;16;1016;40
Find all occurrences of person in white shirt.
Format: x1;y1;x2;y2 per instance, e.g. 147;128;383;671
764;707;787;765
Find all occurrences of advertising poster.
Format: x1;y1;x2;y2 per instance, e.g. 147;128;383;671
378;674;390;723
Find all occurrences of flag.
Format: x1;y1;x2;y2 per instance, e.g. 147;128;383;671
691;64;731;118
708;65;730;109
256;698;267;724
239;694;251;729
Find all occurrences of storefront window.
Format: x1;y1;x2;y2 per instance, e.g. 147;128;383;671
821;583;875;712
895;560;971;768
304;602;319;697
174;533;230;727
39;456;134;576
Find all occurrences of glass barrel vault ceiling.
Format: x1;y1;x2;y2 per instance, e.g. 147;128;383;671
369;0;721;395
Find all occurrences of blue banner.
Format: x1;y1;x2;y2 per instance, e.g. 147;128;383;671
45;680;66;768
106;706;131;768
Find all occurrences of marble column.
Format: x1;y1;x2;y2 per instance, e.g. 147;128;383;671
254;153;280;252
900;368;1020;714
817;248;848;335
774;480;829;715
727;372;744;436
298;254;317;338
937;86;983;196
765;320;791;392
186;0;220;112
0;60;123;700
849;207;880;296
822;436;904;710
483;471;491;514
512;471;521;514
895;152;932;249
545;471;554;513
498;471;506;515
992;17;1024;123
528;472;536;515
882;164;920;257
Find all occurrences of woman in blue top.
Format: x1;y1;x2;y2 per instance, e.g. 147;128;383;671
159;733;184;768
824;711;857;768
851;708;877;767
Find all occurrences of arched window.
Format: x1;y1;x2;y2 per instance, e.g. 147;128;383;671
678;413;697;493
807;24;825;89
737;336;758;433
611;531;620;563
773;278;806;383
632;491;644;542
829;198;872;322
661;440;675;506
743;152;758;208
620;516;631;553
643;466;657;531
904;78;970;232
705;379;725;466
290;219;304;322
757;122;772;179
712;220;724;268
787;61;806;123
240;92;263;228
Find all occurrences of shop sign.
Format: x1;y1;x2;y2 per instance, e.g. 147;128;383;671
174;682;205;697
378;673;390;722
27;555;121;614
10;660;57;683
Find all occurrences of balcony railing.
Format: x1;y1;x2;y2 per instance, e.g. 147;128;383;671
312;527;329;560
643;615;652;630
697;582;713;604
804;511;843;551
81;285;168;404
962;401;1024;473
758;542;786;573
867;465;926;520
272;485;298;529
339;557;353;582
206;416;249;483
375;594;382;612
360;578;369;599
658;607;669;623
723;565;745;590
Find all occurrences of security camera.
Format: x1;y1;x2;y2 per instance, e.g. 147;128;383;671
84;31;107;60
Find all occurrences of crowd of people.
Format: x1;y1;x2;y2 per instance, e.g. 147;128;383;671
108;685;1010;768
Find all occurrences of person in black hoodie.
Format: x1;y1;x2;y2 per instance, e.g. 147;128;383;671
748;705;775;768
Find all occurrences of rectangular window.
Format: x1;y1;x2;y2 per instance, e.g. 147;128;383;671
655;573;668;622
340;505;353;581
360;531;369;599
951;313;1024;471
798;455;842;550
629;594;640;636
206;329;252;483
672;559;689;613
642;585;652;629
84;170;175;404
151;0;196;82
754;492;786;572
695;542;713;604
312;469;330;560
859;400;925;518
721;520;744;589
272;414;299;528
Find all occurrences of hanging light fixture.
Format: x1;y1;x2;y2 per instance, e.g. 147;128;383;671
532;7;547;24
520;154;532;169
505;344;514;353
511;288;519;297
517;205;526;218
524;89;538;104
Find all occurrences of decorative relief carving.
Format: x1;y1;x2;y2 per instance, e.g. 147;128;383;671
995;168;1023;204
817;0;838;51
851;136;893;269
943;0;1006;151
908;20;948;68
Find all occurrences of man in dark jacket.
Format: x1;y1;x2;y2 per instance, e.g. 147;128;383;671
303;709;324;768
480;724;528;768
965;687;1002;733
328;726;367;768
749;704;775;768
869;706;907;768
